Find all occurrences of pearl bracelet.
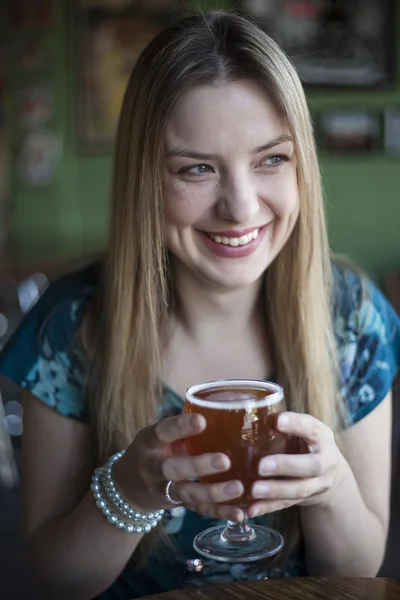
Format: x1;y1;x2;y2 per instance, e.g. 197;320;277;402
101;451;164;524
91;451;164;535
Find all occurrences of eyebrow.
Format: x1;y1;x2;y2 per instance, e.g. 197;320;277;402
252;134;294;155
166;134;294;160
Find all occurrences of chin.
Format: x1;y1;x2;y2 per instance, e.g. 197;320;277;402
202;266;267;290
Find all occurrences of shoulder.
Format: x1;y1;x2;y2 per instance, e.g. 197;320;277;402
0;262;100;422
331;263;400;426
332;262;399;348
33;262;99;349
37;261;98;314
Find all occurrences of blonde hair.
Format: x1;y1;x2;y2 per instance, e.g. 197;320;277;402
86;10;342;567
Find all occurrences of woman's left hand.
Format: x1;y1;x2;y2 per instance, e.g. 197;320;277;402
247;411;344;518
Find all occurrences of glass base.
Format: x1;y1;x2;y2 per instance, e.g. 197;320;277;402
193;524;284;563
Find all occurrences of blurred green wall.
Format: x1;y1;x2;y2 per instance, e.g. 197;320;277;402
7;1;400;283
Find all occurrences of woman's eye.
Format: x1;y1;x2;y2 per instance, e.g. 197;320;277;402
179;164;214;177
259;154;290;168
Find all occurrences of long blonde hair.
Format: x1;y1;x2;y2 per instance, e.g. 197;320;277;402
86;10;341;564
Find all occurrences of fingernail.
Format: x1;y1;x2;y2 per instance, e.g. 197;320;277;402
278;414;289;429
252;482;270;498
234;509;245;521
259;458;277;476
190;415;205;431
251;506;263;517
224;481;242;497
211;455;228;470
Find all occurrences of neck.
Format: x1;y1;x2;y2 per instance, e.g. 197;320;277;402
169;261;264;340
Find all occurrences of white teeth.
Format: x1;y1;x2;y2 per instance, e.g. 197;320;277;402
208;229;259;247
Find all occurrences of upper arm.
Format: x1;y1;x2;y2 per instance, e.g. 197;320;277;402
0;271;97;540
332;269;398;528
338;391;392;531
21;391;94;542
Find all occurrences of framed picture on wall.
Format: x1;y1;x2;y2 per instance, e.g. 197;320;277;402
317;110;382;153
240;0;396;88
384;109;400;158
74;1;186;151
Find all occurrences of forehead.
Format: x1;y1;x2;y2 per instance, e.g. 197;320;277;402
165;80;286;152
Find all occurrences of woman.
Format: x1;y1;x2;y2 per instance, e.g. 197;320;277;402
0;11;399;600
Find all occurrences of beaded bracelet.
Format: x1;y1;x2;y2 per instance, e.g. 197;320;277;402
101;451;164;524
91;451;164;535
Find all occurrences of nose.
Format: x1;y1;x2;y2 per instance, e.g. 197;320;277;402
216;169;259;225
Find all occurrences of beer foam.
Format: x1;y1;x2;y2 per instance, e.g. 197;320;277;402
186;379;283;410
203;391;258;403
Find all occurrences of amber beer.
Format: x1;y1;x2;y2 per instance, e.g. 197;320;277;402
184;380;287;506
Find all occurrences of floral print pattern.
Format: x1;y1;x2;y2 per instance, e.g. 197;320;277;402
332;267;400;425
0;263;399;598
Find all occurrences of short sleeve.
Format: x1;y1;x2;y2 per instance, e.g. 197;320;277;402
0;267;96;422
333;266;400;427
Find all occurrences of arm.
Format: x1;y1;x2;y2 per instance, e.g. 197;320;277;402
300;392;392;576
22;392;144;600
22;391;246;600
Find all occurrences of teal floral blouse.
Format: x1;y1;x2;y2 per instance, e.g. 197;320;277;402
0;263;399;598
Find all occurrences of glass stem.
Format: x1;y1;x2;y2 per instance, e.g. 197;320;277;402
220;510;256;545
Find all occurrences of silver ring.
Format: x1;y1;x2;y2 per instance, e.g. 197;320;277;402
164;480;182;505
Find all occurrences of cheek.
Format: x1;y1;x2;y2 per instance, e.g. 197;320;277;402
284;192;300;222
265;177;299;221
164;181;214;227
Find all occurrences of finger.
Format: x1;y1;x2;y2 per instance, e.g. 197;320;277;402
276;412;334;450
160;453;231;481
192;503;245;522
175;480;244;506
140;413;206;448
247;499;298;518
258;452;327;479
251;477;323;501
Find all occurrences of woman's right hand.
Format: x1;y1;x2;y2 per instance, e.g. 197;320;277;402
112;413;245;521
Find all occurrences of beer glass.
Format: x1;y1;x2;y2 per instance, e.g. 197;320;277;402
184;379;287;563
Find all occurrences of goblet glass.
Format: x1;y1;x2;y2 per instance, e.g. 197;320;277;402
184;379;287;563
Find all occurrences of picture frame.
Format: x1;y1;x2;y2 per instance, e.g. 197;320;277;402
74;1;186;151
240;0;396;88
384;108;400;158
316;110;382;154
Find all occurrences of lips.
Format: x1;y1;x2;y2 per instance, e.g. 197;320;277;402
197;224;269;259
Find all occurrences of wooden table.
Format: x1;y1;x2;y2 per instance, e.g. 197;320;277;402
141;578;400;600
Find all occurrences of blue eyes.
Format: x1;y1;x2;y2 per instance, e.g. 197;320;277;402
183;164;214;176
178;155;290;177
262;154;290;167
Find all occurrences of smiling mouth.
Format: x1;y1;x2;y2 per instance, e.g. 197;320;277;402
205;228;260;247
